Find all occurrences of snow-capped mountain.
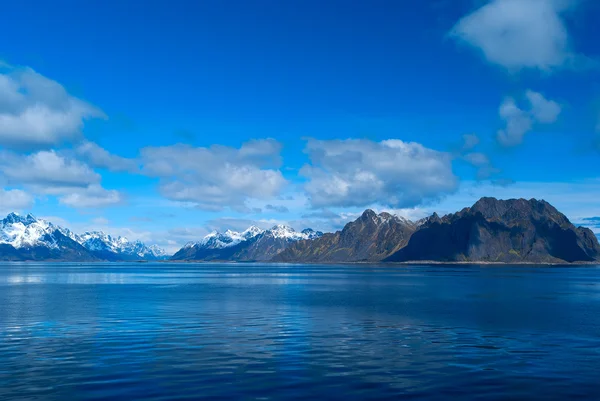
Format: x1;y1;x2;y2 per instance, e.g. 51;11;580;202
264;225;322;241
76;231;169;261
0;213;96;261
186;226;264;249
172;225;323;261
0;212;168;261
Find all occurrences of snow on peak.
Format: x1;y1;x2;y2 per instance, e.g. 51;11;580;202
266;225;322;241
267;225;297;239
191;224;321;249
77;231;167;258
195;226;264;249
242;225;263;239
0;212;59;249
0;212;168;258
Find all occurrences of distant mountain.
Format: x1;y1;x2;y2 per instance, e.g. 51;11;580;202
171;225;322;261
273;210;417;263
77;232;169;261
0;213;168;261
385;197;600;264
0;213;97;261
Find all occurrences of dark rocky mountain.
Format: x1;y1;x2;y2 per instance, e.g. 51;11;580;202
385;197;600;264
171;225;322;262
273;210;417;263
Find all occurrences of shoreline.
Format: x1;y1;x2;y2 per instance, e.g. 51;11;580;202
0;259;598;266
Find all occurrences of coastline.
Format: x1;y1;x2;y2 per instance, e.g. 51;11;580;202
4;256;593;267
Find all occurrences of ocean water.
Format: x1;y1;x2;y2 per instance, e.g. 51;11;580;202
1;263;599;400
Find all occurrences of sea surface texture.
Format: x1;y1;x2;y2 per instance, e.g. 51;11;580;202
1;263;599;400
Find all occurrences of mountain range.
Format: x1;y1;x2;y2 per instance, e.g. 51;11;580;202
2;197;599;264
172;197;600;264
0;213;167;261
171;225;323;261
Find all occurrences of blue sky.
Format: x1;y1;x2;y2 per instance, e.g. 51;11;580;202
1;0;599;252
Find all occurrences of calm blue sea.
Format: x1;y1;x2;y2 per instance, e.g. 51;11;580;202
0;263;599;400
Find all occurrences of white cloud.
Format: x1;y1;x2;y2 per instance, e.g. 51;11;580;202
450;0;582;72
76;141;138;172
497;90;561;146
0;150;123;209
0;188;34;211
301;138;458;209
0;66;105;149
140;139;287;211
59;185;123;208
0;150;99;187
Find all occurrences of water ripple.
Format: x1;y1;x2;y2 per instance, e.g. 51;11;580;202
0;263;599;400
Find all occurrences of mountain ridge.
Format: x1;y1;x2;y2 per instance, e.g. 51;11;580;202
273;209;417;263
171;225;323;261
0;213;168;261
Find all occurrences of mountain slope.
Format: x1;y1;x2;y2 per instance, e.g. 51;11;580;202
171;225;322;261
385;197;600;263
273;210;417;263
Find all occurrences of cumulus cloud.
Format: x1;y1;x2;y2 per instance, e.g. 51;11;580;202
0;66;105;149
75;141;138;172
140;139;287;211
59;185;123;208
497;90;561;146
0;150;122;208
0;188;34;211
450;0;583;72
300;138;458;209
0;150;99;188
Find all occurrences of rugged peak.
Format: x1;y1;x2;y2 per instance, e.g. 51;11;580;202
271;224;293;231
429;212;441;222
268;225;297;238
470;197;563;225
301;228;324;239
3;212;21;224
3;212;37;225
243;226;263;237
360;209;377;219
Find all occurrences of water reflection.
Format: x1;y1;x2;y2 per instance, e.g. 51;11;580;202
0;263;599;400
